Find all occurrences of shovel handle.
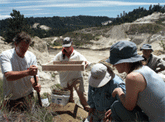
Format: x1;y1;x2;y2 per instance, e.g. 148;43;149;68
34;75;42;107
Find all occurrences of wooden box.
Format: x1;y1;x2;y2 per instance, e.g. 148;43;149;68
42;61;85;71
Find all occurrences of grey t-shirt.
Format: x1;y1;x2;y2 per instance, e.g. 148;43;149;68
0;48;38;100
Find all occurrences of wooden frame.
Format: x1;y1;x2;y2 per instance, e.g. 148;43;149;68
42;61;85;71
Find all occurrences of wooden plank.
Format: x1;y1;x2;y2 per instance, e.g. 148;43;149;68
53;61;83;64
42;61;85;71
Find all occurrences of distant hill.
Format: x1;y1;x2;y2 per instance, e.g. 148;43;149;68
0;15;114;38
1;4;164;40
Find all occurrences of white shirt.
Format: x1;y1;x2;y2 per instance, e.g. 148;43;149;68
0;48;38;100
53;50;88;88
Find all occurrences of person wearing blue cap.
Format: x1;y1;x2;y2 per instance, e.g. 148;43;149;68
53;37;90;111
140;44;165;73
84;63;125;122
106;41;165;121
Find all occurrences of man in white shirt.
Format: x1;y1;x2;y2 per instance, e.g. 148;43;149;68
53;37;90;111
0;32;41;111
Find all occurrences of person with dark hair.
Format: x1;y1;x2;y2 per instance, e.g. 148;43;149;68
105;41;165;121
0;32;41;111
140;44;165;73
53;37;90;111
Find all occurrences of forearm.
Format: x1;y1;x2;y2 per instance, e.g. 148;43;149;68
116;88;126;104
5;70;29;81
113;88;129;109
115;88;137;111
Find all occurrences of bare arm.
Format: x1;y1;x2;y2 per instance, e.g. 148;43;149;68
112;72;146;111
4;65;38;81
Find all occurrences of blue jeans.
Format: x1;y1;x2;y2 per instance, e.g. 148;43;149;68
111;100;149;121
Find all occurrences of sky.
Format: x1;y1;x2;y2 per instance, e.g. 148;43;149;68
0;0;165;20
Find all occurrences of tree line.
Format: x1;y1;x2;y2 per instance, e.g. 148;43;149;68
0;4;164;43
0;11;112;43
111;4;165;25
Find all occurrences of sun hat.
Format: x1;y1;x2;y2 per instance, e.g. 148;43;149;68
106;40;144;65
140;44;153;51
88;63;112;88
62;37;72;47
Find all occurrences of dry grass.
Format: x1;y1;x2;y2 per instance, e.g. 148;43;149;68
0;79;54;122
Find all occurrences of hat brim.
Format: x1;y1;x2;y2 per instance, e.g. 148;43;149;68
140;48;153;51
109;55;144;65
89;71;111;88
62;43;72;47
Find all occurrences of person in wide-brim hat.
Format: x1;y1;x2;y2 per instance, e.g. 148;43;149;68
105;40;165;122
106;41;144;65
85;63;126;122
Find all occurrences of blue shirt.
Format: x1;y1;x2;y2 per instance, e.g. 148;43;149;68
88;75;125;111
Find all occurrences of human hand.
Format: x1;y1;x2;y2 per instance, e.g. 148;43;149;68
84;61;88;68
33;83;41;92
31;76;41;92
112;88;122;98
103;109;112;122
112;88;119;98
28;65;38;76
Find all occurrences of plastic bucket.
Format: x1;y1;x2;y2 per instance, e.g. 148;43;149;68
51;93;70;106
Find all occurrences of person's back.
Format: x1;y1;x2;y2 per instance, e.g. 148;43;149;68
135;66;165;121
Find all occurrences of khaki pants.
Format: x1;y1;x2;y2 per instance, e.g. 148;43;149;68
65;78;88;108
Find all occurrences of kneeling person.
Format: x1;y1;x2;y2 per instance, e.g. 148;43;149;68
85;63;125;122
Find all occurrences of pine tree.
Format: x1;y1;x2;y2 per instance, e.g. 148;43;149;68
4;9;30;43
